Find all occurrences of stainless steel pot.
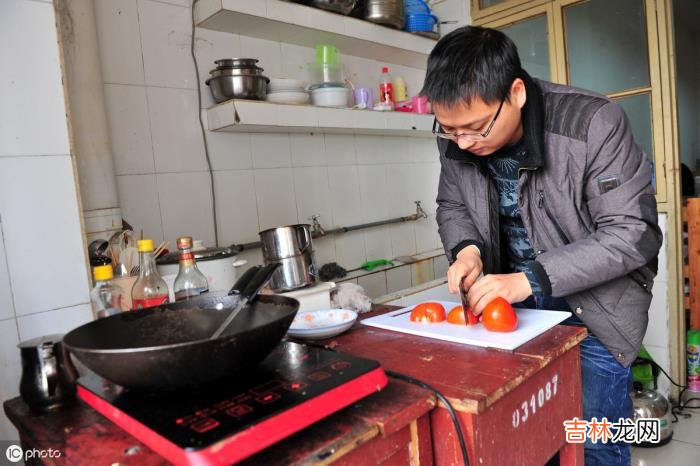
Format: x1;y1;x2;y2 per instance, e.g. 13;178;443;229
365;0;404;29
260;224;317;291
631;384;674;445
206;74;269;102
209;67;265;77
311;0;357;15
215;58;260;68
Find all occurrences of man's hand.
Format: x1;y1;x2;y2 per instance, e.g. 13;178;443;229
447;245;483;294
466;272;532;315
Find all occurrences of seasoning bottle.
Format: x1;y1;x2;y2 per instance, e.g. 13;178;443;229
90;265;123;318
131;239;169;309
173;236;209;301
378;66;394;108
392;75;408;103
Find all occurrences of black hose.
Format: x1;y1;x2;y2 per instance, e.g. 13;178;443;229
385;370;470;466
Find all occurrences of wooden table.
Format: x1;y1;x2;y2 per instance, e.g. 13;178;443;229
327;306;588;466
4;305;586;465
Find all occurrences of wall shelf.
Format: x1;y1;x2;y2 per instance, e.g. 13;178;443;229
207;100;435;137
195;0;436;69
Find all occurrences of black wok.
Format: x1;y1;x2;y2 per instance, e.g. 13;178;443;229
63;292;299;391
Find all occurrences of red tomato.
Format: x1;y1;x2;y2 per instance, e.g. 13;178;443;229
410;302;446;323
481;297;518;332
447;305;479;325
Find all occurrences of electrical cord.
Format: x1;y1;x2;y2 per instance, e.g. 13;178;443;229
385;370;470;466
191;0;219;247
635;357;700;423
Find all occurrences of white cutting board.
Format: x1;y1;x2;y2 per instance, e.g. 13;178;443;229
362;301;571;351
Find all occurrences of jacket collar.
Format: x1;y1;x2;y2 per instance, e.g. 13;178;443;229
444;69;546;170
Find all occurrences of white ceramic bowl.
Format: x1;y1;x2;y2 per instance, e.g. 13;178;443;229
266;90;310;105
268;78;307;93
287;309;358;340
310;87;351;108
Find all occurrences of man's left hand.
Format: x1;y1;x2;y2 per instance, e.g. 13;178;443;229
466;272;532;315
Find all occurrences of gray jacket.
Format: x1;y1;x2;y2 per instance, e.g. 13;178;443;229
435;72;662;367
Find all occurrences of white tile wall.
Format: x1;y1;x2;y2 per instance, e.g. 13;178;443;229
364;228;393;261
328;166;363;227
390;222;417;258
290;134;326;167
213;170;259;244
433;254;449;279
412;260;435;286
116;174;164;242
323;135;357;166
0;0;70;157
0;318;21;441
293;167;333;225
335;231;367;269
254;169;298;230
358;165;389;222
387;265;412;293
358;272;388;299
0;156;90;316
157;171;215;245
0;223;15;322
104;84;155;175
16;304;93;342
251;134;292;169
95;0;145;86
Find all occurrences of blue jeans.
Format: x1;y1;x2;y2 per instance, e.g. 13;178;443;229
520;296;634;466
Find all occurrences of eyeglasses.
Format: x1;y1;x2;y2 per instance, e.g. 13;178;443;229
432;95;507;141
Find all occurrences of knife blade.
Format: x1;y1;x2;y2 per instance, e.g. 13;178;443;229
459;276;479;326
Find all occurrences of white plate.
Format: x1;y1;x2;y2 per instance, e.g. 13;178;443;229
268;78;307;92
287;309;358;340
266;91;310;105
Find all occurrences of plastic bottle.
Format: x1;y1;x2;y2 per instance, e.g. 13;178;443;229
131;239;169;309
173;236;209;301
90;265;124;319
392;75;408;103
378;67;394;108
688;330;700;391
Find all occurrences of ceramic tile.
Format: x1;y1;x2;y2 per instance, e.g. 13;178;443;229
386;163;413;217
138;0;196;88
632;439;700;465
293;167;333;226
116;174;164;242
323;135;357;166
279;43;314;81
334;232;367;270
239;36;282;78
0;156;90;315
409;162;441;215
364;229;393;262
95;0;145;85
670;408;700;445
205;130;253;170
0;0;69;157
194;27;242;108
157;172;215;246
328;166;363;226
147;87;207;173
254;169;298;231
409;137;440;163
355;136;387;165
358;272;388;300
402;283;453;307
382;136;411;163
313;236;337;269
644;279;669;348
16;304;93;342
358;165;389;223
290;134;326;167
386;265;412;294
251;134;292;169
411;260;435;286
415;215;440;253
0;318;21;441
0;223;15;321
433;254;449;279
212;170;259;244
390;222;417;258
104;84;155;175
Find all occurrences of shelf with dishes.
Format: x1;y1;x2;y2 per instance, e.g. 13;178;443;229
206;99;435;137
194;0;437;68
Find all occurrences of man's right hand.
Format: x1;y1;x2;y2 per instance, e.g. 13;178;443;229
447;245;483;294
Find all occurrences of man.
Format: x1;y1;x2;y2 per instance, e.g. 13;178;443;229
421;26;662;465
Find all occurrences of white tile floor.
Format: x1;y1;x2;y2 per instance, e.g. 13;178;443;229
631;410;700;465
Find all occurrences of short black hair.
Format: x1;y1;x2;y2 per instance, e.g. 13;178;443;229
420;26;522;108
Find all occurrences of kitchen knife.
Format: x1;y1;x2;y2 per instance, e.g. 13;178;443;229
459;276;479;326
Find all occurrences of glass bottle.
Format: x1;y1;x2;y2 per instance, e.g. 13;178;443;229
131;239;169;309
173;236;209;301
90;265;124;319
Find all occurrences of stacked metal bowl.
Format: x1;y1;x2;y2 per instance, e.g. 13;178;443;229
205;59;269;103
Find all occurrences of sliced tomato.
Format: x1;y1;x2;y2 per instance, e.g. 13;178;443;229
447;305;478;325
410;302;446;323
481;297;518;332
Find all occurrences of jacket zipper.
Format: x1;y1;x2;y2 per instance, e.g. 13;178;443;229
538;190;570;245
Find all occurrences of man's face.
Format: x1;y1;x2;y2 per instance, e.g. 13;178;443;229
432;80;526;156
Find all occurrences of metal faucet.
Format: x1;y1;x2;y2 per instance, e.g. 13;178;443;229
410;201;428;220
310;214;326;236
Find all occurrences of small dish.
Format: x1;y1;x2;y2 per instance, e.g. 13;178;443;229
287;309;358;340
268;78;308;93
266;91;310;105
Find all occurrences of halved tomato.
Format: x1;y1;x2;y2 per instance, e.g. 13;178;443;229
448;305;479;325
481;297;518;332
410;302;446;323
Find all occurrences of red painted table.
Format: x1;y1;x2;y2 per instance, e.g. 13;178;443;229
4;305;586;465
327;305;588;466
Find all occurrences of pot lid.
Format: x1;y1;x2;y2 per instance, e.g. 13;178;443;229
157;245;239;265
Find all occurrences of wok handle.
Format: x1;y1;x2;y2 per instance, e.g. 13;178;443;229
228;265;262;296
240;263;281;301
